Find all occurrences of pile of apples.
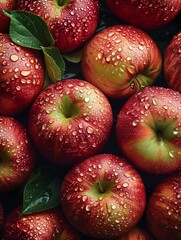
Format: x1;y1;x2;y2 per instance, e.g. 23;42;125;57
0;0;181;240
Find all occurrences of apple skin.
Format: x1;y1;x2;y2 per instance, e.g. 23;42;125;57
164;31;181;93
0;33;45;116
0;116;35;192
146;170;181;240
60;153;146;239
28;78;113;166
0;202;4;230
116;86;181;174
17;0;100;53
0;0;17;33
115;227;154;240
81;25;162;99
1;207;82;240
106;0;181;30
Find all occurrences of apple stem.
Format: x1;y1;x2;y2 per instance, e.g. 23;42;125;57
97;181;105;194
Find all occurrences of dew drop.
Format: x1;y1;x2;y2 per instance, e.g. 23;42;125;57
169;151;174;158
10;54;19;62
21;70;31;77
132;120;138;126
122;182;129;188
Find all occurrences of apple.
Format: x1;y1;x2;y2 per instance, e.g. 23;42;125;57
0;33;45;116
116;86;181;174
0;0;17;33
115;227;154;240
0;202;4;230
106;0;181;30
0;116;35;192
28;78;113;166
1;207;82;239
164;31;181;93
17;0;100;53
81;25;162;99
146;170;181;240
60;153;146;239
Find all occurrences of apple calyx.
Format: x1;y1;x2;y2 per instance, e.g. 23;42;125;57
0;151;12;175
57;0;70;7
130;74;155;91
59;95;83;120
90;180;113;198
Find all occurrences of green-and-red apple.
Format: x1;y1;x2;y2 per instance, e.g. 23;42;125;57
81;25;162;99
164;31;181;93
28;78;113;166
146;170;181;240
1;207;82;239
116;86;181;174
0;116;35;192
106;0;181;30
60;153;146;239
0;33;45;116
0;0;17;33
17;0;100;53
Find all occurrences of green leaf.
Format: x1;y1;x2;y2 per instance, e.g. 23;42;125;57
63;48;83;63
4;10;54;49
22;165;63;215
42;46;65;83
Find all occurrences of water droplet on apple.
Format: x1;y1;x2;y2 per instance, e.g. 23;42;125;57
86;126;94;134
122;182;129;188
82;195;88;202
10;54;19;62
77;177;82;182
152;98;158;105
111;204;117;210
169;151;174;158
173;128;179;135
132;120;138;126
85;205;91;211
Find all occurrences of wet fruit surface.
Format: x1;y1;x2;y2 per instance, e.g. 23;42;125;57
146;171;181;240
61;154;146;239
0;33;45;116
28;79;113;166
81;25;162;98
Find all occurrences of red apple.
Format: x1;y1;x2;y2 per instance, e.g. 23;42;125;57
0;116;35;192
0;202;4;230
0;0;17;33
164;31;181;93
146;170;181;240
0;33;45;116
28;78;113;166
106;0;181;30
60;153;146;239
1;207;82;240
17;0;100;53
115;227;154;240
116;86;181;174
81;25;162;99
